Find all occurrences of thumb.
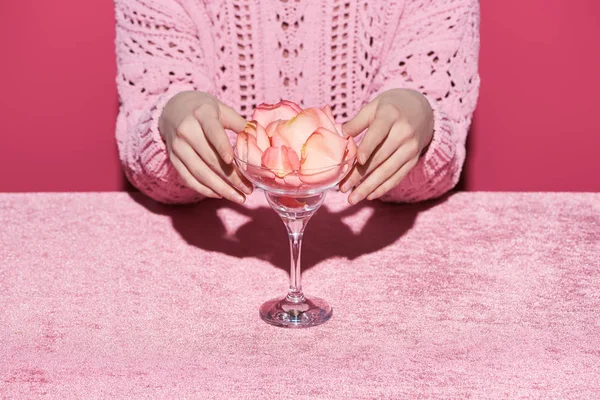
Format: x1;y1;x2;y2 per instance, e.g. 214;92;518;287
218;102;248;133
342;101;376;137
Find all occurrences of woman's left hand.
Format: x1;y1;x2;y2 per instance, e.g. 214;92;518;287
339;88;435;204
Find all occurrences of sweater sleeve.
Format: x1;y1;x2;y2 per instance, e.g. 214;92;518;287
114;0;216;204
369;0;481;203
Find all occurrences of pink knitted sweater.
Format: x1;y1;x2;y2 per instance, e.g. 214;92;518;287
115;0;480;204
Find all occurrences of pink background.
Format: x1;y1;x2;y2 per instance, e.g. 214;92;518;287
1;0;599;193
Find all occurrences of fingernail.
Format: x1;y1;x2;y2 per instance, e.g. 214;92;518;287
240;183;253;195
352;192;365;204
234;194;245;204
223;153;233;164
358;153;367;165
340;183;349;193
228;190;245;204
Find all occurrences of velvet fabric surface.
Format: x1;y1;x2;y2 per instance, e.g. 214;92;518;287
1;192;599;398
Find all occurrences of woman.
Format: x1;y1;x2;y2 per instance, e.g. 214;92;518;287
115;0;480;204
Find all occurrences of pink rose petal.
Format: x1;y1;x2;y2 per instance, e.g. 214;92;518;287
345;136;358;161
321;105;336;124
252;101;302;128
283;174;303;188
278;196;307;208
235;131;263;167
299;127;348;185
261;145;300;178
276;108;338;157
244;121;270;151
247;163;276;180
301;127;347;164
265;119;286;138
299;165;341;185
271;131;291;148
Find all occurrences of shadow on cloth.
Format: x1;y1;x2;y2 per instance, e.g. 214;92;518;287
130;191;447;273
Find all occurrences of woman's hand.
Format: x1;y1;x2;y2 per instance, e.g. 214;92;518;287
340;89;435;204
159;91;253;204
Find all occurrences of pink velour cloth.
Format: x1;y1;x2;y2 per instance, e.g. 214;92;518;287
1;191;599;398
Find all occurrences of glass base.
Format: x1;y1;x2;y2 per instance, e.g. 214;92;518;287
259;295;333;328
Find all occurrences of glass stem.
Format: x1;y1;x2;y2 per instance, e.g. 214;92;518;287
283;218;309;303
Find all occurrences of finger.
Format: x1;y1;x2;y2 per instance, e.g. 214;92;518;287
218;102;248;133
177;116;253;195
355;104;401;165
367;157;420;201
347;141;419;205
215;158;253;195
342;101;377;137
194;135;253;195
339;121;412;192
194;103;235;164
169;152;222;199
173;141;246;204
339;158;372;194
194;126;253;195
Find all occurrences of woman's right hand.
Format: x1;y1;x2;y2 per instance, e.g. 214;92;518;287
159;91;253;204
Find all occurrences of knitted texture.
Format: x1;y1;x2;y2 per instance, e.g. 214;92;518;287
115;0;480;204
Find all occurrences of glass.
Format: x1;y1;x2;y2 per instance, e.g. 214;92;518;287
234;153;356;328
